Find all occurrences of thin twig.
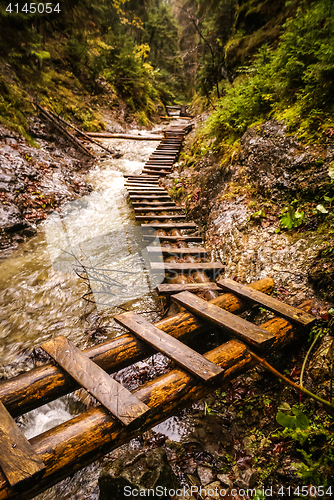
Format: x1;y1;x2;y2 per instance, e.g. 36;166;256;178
248;349;334;411
300;330;322;388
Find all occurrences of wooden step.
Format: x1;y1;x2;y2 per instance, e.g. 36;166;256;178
145;167;172;172
0;401;45;489
134;207;183;212
136;215;186;221
150;152;178;156
129;195;172;201
146;246;207;256
142;170;167;176
125;184;161;189
141;222;197;230
217;278;316;327
41;336;150;426
132;202;177;207
125;178;159;183
150;262;224;275
146;162;173;166
127;189;167;193
143;235;203;242
172;291;275;350
149;155;176;159
156;148;179;152
124;175;158;180
114;312;224;383
157;283;221;295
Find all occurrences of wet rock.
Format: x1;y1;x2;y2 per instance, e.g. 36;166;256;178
197;465;215;485
0;203;28;232
238;119;331;197
234;468;257;489
308;334;334;382
203;481;222;500
217;473;233;488
308;244;334;303
98;448;179;500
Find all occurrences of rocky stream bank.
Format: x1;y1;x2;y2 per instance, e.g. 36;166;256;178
0;119;95;258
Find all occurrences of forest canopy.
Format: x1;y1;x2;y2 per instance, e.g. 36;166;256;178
0;0;333;140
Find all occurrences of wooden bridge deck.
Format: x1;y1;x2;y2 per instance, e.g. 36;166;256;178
0;124;315;500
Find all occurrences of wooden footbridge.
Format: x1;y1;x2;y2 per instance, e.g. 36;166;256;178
0;125;316;500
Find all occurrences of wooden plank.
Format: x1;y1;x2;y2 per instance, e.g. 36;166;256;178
150;152;178;156
0;401;45;489
172;291;275;350
125;177;159;181
125;184;161;188
136;215;186;221
128;182;161;185
129;195;172;200
150;262;224;273
145;162;173;165
132;202;177;207
128;190;167;194
146;246;207;256
134;207;183;212
146;162;173;166
156;148;179;151
143;235;203;242
157;283;221;294
127;187;166;191
114;311;224;382
41;336;150;425
149;155;176;158
142;170;167;176
124;176;159;180
149;159;176;162
141;168;165;172
141;222;197;230
216;278;316;327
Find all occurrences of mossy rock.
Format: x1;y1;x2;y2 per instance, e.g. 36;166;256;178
98;448;179;500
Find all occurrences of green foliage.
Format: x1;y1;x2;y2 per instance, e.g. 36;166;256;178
273;412;334;486
276;404;309;430
249;209;266;221
0;0;186;138
278;205;305;231
199;0;334;144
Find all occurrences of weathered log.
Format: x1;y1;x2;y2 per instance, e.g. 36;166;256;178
86;133;163;140
0;294;309;500
45;109;115;156
36;105;95;158
0;279;273;417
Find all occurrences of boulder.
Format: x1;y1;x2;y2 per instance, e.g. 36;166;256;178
99;448;179;500
0;203;28;232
